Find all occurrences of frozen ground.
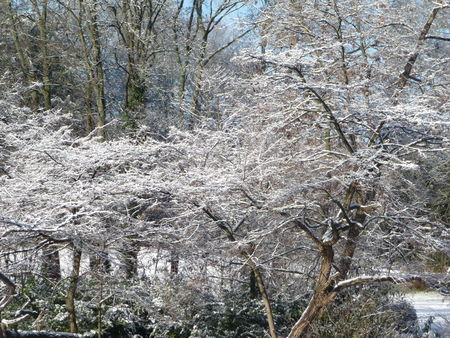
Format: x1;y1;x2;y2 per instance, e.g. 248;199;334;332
405;292;450;336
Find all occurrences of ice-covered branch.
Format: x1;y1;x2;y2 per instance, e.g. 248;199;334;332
333;275;425;292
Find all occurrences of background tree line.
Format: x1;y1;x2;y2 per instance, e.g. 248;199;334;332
1;0;250;135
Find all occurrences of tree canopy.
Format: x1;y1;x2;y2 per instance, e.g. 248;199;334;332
0;0;449;337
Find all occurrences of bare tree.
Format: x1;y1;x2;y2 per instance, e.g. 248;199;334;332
0;1;448;337
110;0;168;128
172;0;251;124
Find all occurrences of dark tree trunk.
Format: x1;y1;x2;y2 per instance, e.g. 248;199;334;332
41;247;61;281
249;269;258;299
170;250;179;275
89;252;111;275
122;244;139;279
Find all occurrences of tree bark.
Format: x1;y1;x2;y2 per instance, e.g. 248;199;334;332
170;250;179;275
66;248;81;333
287;290;335;338
75;4;96;134
31;0;52;110
287;224;336;337
122;242;139;279
6;0;39;109
83;0;106;138
247;259;278;338
398;6;443;89
249;269;258;299
41;246;61;282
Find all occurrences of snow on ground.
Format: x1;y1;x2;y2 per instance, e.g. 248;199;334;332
405;292;450;336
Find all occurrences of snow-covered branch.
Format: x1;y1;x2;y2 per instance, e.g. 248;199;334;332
333;275;425;292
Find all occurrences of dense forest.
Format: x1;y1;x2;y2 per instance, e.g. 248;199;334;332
0;0;449;337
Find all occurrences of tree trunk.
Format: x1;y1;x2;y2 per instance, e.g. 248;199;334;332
7;0;39;109
122;244;139;279
190;36;207;121
38;9;51;110
69;1;96;135
287;239;336;337
84;82;95;133
66;248;81;333
41;247;61;281
172;0;194;125
398;7;441;89
89;250;111;275
202;206;278;338
123;63;145;129
249;269;258;299
244;255;278;338
170;250;179;275
287;290;336;338
85;2;106;138
31;0;52;110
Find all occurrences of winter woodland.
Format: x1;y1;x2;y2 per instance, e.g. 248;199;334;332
0;0;449;337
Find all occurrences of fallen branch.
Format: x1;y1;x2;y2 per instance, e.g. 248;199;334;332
1;331;89;338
